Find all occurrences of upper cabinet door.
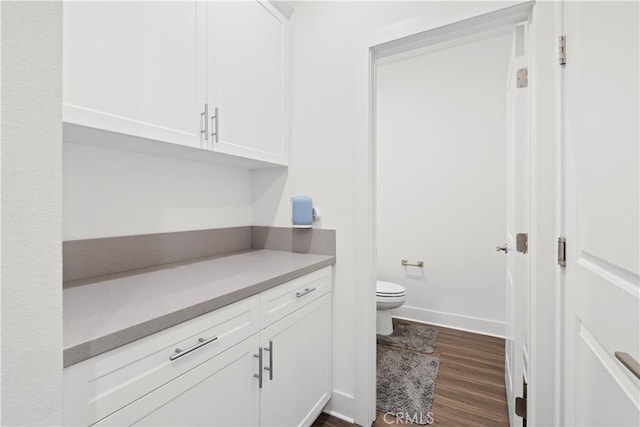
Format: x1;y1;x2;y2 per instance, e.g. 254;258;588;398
207;1;288;165
63;1;206;149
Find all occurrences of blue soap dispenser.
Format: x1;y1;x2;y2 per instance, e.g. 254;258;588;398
291;196;316;228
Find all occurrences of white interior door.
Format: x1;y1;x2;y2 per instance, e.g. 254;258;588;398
504;23;529;427
561;1;640;425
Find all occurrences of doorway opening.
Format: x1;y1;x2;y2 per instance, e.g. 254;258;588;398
369;4;533;425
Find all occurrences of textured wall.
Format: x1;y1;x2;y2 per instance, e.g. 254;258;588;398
1;1;63;424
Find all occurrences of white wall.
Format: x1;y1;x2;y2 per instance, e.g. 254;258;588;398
1;1;63;424
0;1;556;426
252;1;521;423
64;143;253;240
376;33;512;337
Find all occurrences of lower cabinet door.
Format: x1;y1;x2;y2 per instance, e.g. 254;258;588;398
94;335;261;426
259;293;332;427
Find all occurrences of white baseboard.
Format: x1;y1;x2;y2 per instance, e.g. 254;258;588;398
393;305;506;338
323;390;355;424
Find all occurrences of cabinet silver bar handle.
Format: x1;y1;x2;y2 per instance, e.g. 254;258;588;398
201;103;209;141
211;107;219;142
615;352;640;380
401;259;424;267
263;340;273;380
170;335;217;361
296;287;316;298
254;348;263;388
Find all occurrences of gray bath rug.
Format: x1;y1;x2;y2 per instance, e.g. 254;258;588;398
377;322;438;353
376;345;439;425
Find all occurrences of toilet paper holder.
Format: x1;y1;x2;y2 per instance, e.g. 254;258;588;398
401;259;424;268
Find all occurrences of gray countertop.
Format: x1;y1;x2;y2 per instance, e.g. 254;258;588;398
64;249;335;367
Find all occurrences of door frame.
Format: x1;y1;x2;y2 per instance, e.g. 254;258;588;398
355;2;560;425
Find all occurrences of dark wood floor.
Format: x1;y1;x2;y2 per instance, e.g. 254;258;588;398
312;320;509;427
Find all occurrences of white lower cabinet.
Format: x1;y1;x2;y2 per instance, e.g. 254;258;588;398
63;267;332;427
260;294;332;427
95;335;261;426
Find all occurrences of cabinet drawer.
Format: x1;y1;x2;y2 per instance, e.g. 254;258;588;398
260;267;332;328
93;335;261;427
64;295;259;426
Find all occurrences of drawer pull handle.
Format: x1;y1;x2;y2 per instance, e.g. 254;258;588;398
296;287;316;298
263;340;274;380
200;103;209;141
211;107;219;142
170;336;218;361
615;352;640;380
254;348;263;389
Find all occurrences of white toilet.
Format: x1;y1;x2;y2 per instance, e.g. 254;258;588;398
376;280;407;335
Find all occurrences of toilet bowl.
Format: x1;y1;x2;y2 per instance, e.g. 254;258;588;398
376;280;407;335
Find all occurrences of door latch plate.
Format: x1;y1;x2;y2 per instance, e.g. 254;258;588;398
516;233;528;254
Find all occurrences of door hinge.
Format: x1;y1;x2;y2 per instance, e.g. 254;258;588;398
516;233;528;254
515;397;527;419
515;378;528;425
557;236;567;267
558;35;567;65
516;67;528;88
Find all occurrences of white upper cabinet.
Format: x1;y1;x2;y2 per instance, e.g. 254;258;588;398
63;1;206;149
63;1;288;167
206;1;288;165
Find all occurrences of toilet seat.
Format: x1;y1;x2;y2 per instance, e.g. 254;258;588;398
376;280;406;297
377;291;407;297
